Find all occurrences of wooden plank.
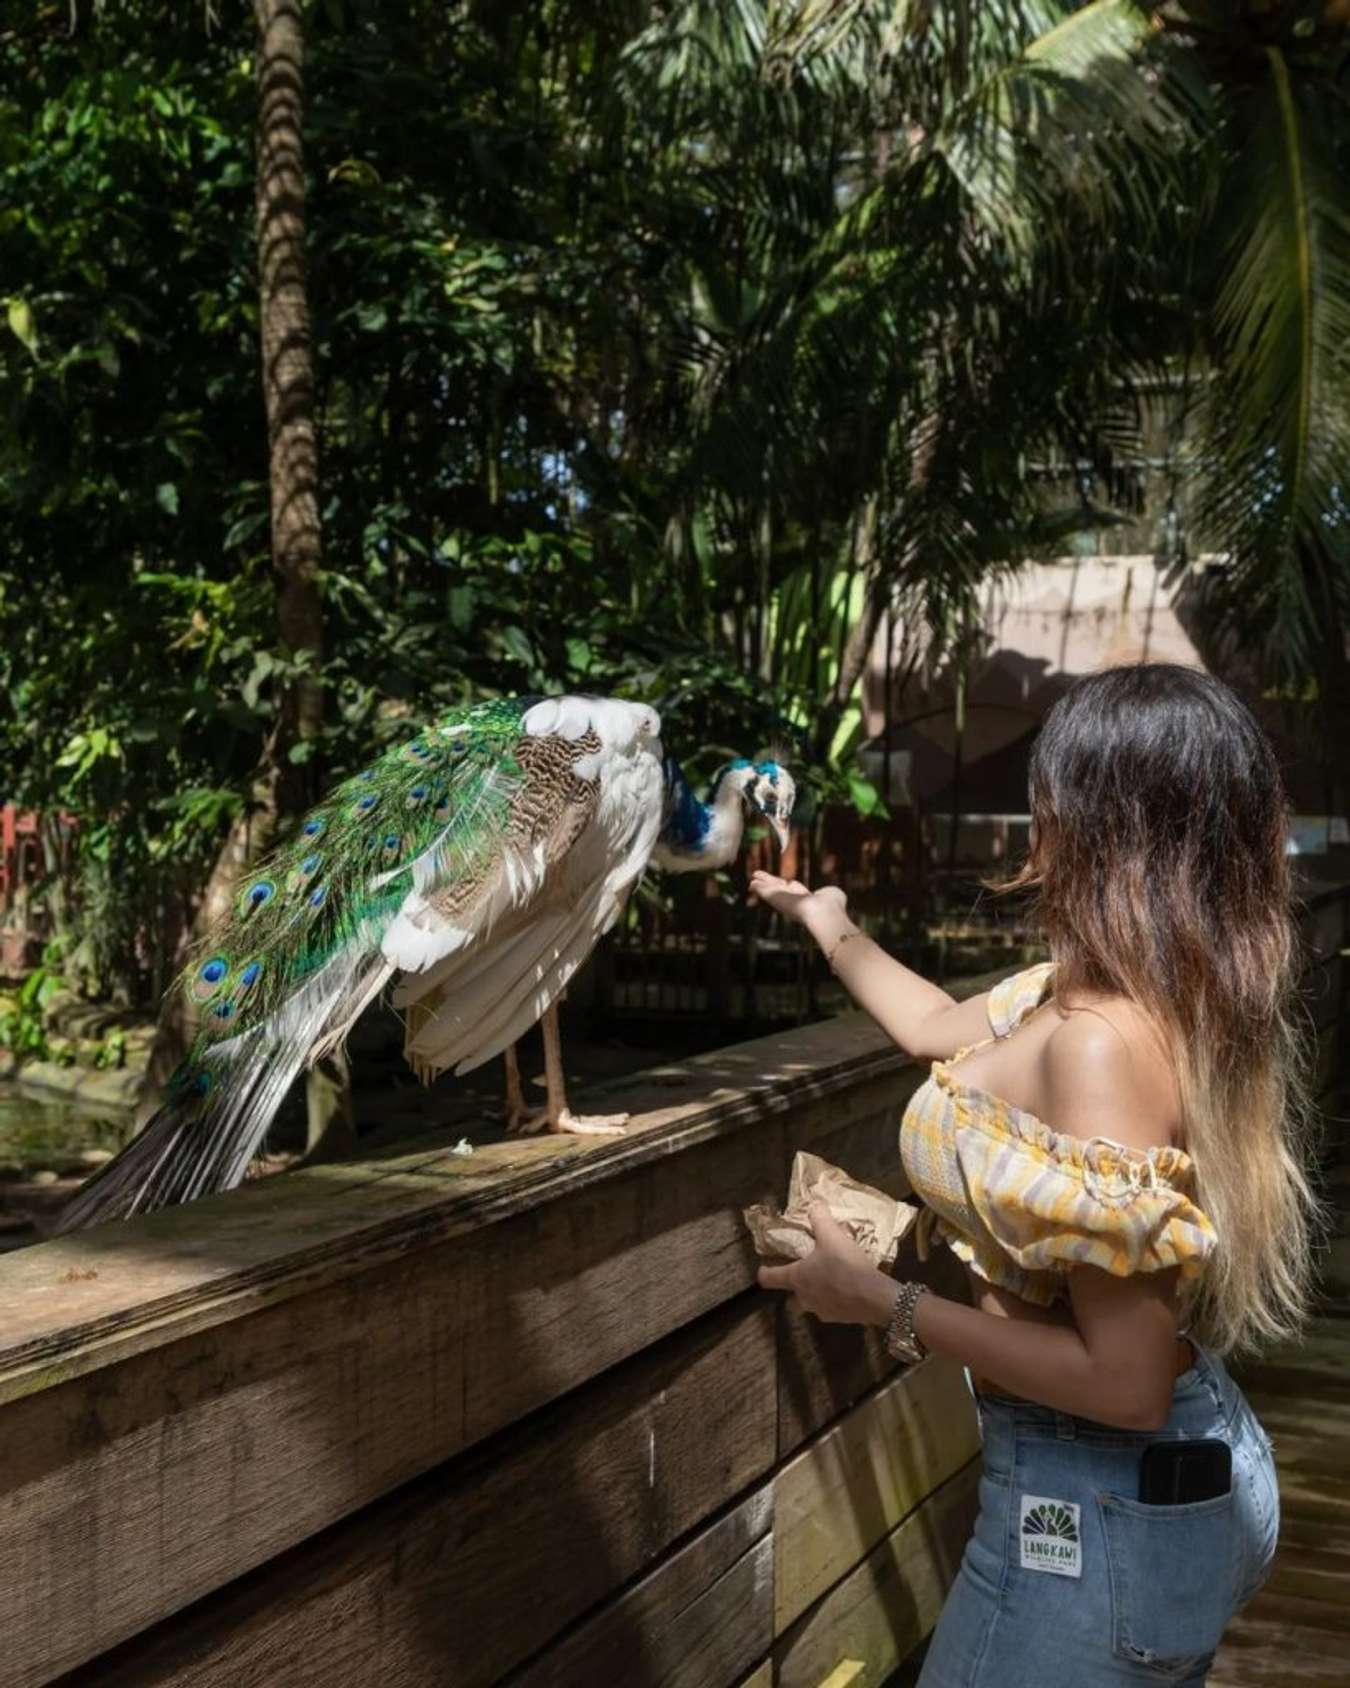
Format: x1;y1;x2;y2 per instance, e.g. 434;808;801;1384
776;1212;970;1460
6;969;1021;1403
774;1463;978;1688
816;1665;867;1688
3;977;1007;1688
771;1106;910;1459
1211;1118;1350;1688
0;1128;752;1685
0;1015;918;1401
2;1083;909;1688
57;1301;777;1688
734;1663;773;1688
774;1356;980;1633
1302;890;1348;964
506;1486;775;1688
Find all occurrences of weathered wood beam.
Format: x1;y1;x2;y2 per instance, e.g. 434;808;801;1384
1;1016;933;1687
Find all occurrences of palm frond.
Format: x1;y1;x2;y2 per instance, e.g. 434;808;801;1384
937;0;1205;250
1190;54;1350;668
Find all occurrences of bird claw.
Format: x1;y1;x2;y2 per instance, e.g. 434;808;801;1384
553;1109;629;1136
503;1105;550;1135
502;1106;628;1137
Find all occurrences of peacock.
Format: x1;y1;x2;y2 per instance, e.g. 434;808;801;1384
56;693;794;1229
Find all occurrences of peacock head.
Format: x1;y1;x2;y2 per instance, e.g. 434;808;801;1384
721;758;796;853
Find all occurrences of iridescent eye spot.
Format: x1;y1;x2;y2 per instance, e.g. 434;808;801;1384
199;958;227;985
407;785;428;806
212;1000;236;1022
240;880;276;916
309;885;327;908
358;794;379;811
303;817;325;838
301;853;321;874
239;961;262;993
194;1070;213;1097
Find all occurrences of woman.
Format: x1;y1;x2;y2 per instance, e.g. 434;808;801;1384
751;664;1318;1687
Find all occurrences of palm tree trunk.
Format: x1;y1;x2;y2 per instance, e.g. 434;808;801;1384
255;0;324;805
254;0;353;1160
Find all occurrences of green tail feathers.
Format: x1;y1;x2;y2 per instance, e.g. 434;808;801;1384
179;696;534;1067
55;697;540;1229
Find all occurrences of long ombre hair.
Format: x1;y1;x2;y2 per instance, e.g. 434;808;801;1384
1001;663;1322;1355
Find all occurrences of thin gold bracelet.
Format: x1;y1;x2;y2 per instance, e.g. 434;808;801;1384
823;927;864;971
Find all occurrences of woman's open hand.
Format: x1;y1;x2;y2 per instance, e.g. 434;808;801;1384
757;1201;894;1326
748;871;848;935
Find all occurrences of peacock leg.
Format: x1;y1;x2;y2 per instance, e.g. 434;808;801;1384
541;1003;628;1136
502;1042;547;1134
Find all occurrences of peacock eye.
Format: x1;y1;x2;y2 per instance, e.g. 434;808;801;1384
240;879;276;916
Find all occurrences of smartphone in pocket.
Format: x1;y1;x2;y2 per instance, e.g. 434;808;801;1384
1138;1437;1232;1505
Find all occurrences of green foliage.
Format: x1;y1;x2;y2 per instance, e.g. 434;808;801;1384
0;949;67;1062
2;0;1346;1003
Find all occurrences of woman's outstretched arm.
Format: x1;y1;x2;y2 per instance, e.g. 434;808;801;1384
749;870;992;1059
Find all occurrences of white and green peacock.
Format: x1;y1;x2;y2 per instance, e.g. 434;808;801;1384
57;694;794;1229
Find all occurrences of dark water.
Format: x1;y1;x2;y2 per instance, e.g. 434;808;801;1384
0;1082;128;1174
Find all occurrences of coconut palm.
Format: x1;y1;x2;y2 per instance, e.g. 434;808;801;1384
614;0;1349;789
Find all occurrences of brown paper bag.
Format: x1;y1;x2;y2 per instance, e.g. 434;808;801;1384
742;1150;918;1270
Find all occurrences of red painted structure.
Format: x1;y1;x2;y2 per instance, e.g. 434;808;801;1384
0;807;50;972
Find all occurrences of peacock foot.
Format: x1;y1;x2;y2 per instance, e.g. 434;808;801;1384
552;1109;629;1136
503;1104;550;1135
502;1104;627;1136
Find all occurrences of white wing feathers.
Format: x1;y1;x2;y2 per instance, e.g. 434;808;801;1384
392;695;664;1079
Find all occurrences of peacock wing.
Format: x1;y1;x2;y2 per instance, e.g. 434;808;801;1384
393;695;666;1078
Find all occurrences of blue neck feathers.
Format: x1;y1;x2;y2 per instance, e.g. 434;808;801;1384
660;754;714;852
656;754;749;867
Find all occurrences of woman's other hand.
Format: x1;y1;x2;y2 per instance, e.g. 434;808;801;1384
748;871;848;936
757;1201;897;1326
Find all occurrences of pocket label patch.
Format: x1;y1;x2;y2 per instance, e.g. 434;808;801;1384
1019;1494;1082;1578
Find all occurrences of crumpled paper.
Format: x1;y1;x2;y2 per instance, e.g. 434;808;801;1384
742;1151;918;1270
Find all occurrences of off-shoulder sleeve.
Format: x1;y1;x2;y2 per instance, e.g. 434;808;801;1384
953;1122;1218;1282
986;961;1057;1039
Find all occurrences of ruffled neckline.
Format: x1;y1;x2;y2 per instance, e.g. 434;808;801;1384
927;1059;1196;1185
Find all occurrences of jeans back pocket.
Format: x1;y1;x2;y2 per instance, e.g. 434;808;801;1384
1097;1488;1240;1672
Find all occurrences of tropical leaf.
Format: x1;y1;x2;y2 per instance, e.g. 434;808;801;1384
1190;54;1350;668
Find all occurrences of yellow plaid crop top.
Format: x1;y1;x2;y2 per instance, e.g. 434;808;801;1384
899;961;1217;1306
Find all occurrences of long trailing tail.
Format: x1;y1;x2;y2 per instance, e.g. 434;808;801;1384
54;948;391;1232
53;700;542;1230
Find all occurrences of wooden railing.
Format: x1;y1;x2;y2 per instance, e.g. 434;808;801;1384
1;1010;982;1688
4;882;1343;1688
1302;878;1350;1122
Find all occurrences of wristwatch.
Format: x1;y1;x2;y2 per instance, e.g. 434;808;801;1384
884;1281;929;1364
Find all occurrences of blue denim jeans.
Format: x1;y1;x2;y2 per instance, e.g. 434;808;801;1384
918;1346;1279;1686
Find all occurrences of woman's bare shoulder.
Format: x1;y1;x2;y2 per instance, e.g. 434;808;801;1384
1040;995;1181;1151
